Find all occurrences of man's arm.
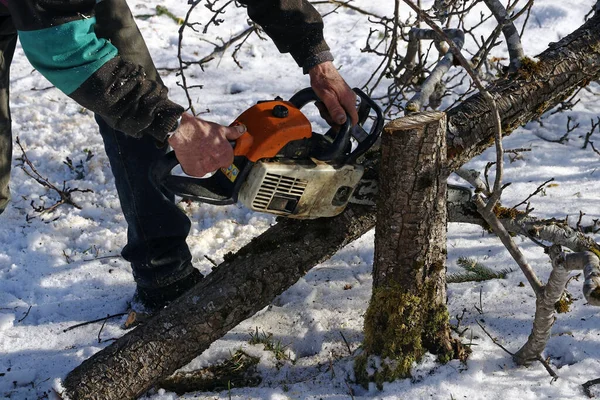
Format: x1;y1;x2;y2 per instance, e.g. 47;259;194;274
239;0;358;125
7;0;183;141
7;0;246;178
8;0;357;177
238;0;333;73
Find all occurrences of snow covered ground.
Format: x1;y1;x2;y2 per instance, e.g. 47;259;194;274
1;0;600;399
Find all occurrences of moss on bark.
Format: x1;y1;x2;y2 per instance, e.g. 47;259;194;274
355;283;455;388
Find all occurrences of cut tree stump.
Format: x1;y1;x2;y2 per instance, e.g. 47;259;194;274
357;112;460;385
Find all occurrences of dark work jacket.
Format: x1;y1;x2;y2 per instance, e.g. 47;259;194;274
5;0;332;141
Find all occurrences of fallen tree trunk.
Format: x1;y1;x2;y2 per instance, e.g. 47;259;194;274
63;12;600;400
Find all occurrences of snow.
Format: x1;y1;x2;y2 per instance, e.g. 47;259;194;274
1;0;600;399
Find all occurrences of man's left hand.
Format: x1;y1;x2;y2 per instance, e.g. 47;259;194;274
308;61;359;126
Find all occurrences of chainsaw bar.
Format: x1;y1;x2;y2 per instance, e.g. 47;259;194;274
349;179;473;207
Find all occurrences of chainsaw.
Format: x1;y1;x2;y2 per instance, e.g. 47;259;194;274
151;87;384;219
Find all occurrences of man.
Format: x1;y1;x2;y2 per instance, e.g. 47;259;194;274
1;0;359;310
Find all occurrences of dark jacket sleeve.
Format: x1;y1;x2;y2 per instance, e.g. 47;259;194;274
238;0;334;73
7;0;182;142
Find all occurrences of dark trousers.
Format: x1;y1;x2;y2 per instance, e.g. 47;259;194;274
95;116;194;289
0;11;15;214
0;6;195;289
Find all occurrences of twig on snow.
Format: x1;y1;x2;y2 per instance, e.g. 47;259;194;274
98;315;109;343
16;137;93;215
477;319;559;380
583;117;600;150
512;178;555;209
63;313;128;333
97;315;119;343
583;377;600;398
476;319;514;356
17;305;32;323
345;378;356;400
339;331;353;356
537;354;559;381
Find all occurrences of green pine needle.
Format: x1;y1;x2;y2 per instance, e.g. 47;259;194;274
448;257;512;283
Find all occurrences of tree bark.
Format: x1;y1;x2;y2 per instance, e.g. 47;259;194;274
355;112;460;386
63;13;600;400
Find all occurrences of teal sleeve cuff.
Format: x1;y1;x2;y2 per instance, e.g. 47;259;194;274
18;16;118;95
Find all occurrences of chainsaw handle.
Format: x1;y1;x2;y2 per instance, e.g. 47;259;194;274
288;87;321;109
345;88;384;164
288;87;380;125
288;87;353;163
289;87;383;163
150;151;236;205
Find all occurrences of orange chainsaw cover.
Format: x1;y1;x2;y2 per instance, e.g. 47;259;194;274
231;100;312;162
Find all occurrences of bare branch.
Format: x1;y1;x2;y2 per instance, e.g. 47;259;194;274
16;137;92;215
362;0;402;92
563;251;600;306
63;313;128;333
202;0;234;34
401;0;504;209
474;195;544;294
176;0;258;114
476;320;514;356
310;0;383;19
406;29;465;112
583;117;600;149
455;168;490;196
510;244;599;367
512;178;555;209
482;0;526;72
177;1;203;114
583;377;600;398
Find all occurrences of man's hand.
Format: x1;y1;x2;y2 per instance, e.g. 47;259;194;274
168;113;246;177
309;61;359;126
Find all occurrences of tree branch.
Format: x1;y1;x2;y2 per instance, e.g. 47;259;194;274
513;246;581;365
482;0;527;72
406;29;465;112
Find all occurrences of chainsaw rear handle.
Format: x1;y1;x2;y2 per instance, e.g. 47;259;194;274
150;151;237;205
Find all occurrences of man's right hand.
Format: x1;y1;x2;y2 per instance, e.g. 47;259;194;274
168;113;246;177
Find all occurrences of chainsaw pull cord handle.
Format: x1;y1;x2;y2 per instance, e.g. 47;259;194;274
288;88;353;163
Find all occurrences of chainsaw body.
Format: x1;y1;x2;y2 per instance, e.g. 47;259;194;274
152;88;383;219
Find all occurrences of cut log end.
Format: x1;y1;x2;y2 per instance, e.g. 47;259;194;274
384;111;446;132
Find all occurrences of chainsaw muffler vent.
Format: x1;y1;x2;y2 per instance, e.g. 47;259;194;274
252;173;307;214
238;160;364;219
